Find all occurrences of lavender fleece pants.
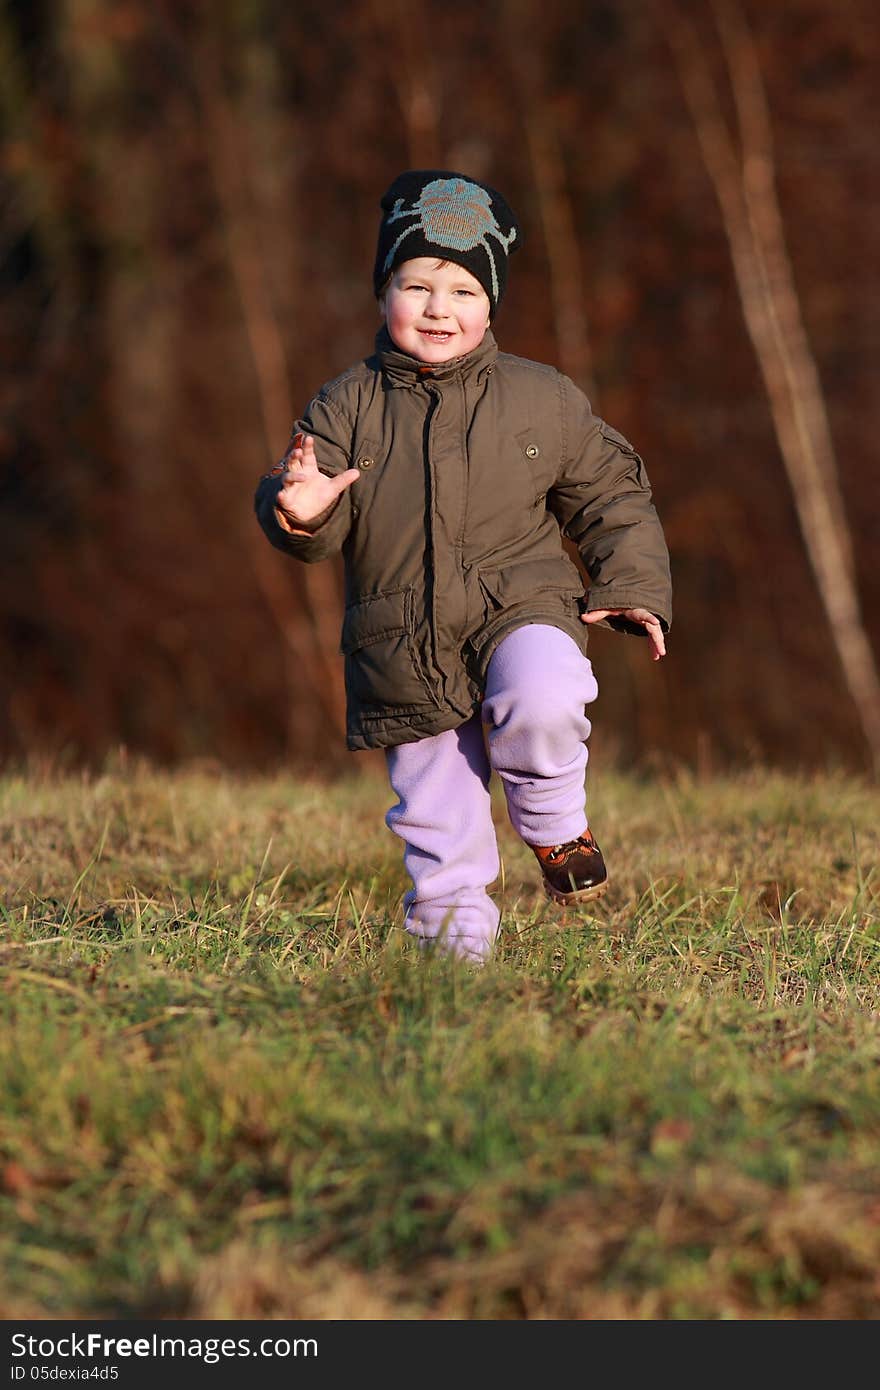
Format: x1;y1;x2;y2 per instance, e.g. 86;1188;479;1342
385;624;599;961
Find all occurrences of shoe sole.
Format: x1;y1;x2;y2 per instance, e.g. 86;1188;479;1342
542;876;610;907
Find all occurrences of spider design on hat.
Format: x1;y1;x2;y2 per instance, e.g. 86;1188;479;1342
382;177;517;303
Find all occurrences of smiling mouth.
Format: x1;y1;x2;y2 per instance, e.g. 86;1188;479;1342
419;329;454;339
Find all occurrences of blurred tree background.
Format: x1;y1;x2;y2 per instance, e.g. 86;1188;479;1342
1;0;877;774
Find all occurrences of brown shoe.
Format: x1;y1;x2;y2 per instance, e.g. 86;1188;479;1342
532;829;609;905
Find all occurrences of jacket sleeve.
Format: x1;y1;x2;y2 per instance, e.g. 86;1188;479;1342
253;391;355;564
547;375;672;635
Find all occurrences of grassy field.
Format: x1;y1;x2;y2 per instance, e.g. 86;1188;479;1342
1;762;879;1320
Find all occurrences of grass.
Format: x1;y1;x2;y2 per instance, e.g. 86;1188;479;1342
1;762;879;1319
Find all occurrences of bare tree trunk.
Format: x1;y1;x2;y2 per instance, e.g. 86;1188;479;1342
521;101;597;401
502;0;597;400
191;38;348;746
0;10;71;281
369;0;441;167
665;0;880;772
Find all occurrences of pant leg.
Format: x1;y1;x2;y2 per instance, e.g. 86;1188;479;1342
385;713;500;961
482;623;599;847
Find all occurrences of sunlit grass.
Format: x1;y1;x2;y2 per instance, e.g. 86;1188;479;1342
1;763;879;1318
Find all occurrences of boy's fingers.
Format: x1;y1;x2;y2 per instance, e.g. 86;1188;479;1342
279;468;359;504
328;469;361;496
581;606;666;658
283;452;317;479
283;434;316;471
638;614;666;659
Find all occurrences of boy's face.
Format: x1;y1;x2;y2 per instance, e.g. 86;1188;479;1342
380;258;491;363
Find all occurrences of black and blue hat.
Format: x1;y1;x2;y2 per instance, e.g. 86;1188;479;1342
373;169;521;313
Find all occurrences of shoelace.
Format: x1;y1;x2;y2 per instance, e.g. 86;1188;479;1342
546;834;595;864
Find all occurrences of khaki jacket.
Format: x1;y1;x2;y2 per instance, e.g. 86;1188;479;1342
254;328;672;750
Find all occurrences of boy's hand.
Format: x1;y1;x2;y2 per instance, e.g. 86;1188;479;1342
581;607;666;661
275;434;360;525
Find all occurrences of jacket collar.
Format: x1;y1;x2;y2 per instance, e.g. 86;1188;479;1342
375;325;499;388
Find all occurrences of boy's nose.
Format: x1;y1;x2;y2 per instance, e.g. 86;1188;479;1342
425;296;450;318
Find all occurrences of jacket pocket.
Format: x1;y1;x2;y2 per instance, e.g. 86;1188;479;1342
341;586;435;711
478;555;583;610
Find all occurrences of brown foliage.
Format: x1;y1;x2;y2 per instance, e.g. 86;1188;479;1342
1;0;877;770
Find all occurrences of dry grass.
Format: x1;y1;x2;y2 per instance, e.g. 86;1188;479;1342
1;762;879;1319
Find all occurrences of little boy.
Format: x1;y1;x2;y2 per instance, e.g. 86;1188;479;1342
255;170;672;962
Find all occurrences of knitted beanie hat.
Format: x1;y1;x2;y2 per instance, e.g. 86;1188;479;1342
373;170;520;313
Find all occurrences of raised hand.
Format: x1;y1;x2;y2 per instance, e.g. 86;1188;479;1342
275;433;360;526
581;606;667;660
